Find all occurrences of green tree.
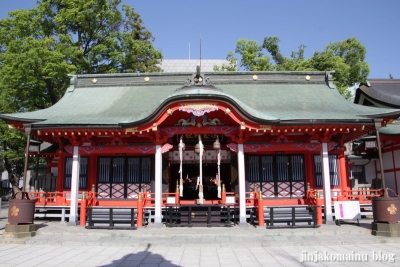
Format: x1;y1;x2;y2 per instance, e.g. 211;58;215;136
0;123;26;193
213;51;238;71
38;0;162;74
0;0;162;192
309;37;369;96
215;37;370;97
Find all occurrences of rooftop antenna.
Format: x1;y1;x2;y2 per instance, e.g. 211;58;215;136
199;35;202;70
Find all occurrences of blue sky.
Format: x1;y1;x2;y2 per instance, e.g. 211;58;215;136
1;0;399;79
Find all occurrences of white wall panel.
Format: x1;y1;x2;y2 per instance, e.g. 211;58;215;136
365;161;378;183
396;171;400;196
393;149;400;169
384;172;396;196
382;151;394;170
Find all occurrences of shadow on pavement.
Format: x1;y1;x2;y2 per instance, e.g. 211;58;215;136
335;219;372;230
35;223;50;231
99;243;180;267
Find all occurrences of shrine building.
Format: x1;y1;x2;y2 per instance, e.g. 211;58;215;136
2;70;400;228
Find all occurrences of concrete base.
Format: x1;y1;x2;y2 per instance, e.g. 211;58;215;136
152;222;164;228
67;221;78;226
3;224;36;239
371;222;400;237
239;222;249;228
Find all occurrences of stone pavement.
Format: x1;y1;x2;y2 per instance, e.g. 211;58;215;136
1;201;400;266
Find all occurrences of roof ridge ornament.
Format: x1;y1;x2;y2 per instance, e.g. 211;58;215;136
175;65;221;92
189;64;213;86
326;71;336;89
194;64;204;85
67;75;77;92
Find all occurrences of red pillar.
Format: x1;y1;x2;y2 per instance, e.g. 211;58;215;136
221;184;226;204
338;152;348;198
87;155;97;191
304;152;314;189
137;192;143;227
175;184;180;204
315;190;323;225
56;154;64;192
79;192;87;226
46;157;52;173
257;191;264;227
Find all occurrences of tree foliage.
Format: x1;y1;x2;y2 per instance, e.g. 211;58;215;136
215;37;370;97
0;0;162;189
213;51;238;71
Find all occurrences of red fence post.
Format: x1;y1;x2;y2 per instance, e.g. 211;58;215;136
257;191;264;227
315;190;323;225
221;184;226;204
137;192;143;227
79;192;87;227
175;184;180;204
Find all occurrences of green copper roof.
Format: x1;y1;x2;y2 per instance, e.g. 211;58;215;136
2;71;400;128
380;121;400;136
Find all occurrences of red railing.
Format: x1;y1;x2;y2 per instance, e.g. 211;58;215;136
305;188;383;204
340;189;383;202
29;191;68;205
30;190;99;207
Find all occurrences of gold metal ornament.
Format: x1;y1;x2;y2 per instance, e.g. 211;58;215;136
10;206;19;217
387;204;398;215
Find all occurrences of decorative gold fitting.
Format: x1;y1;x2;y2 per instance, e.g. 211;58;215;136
91;184;96;192
92;78;97;84
176;184;179;193
306;182;310;191
222;184;226;192
125;127;138;134
10;206;19;217
252;75;258;81
138;192;143;200
225;108;231;115
144;77;150;82
387;204;397;215
316;190;321;199
258;191;262;200
259;125;271;131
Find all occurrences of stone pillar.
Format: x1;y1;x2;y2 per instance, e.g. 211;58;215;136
237;143;248;227
154;145;163;227
321;142;333;223
68;146;80;226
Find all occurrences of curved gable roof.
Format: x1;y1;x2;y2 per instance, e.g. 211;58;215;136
2;72;400;128
355;79;400;108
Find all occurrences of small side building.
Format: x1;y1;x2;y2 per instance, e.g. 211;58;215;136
353;79;400;196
